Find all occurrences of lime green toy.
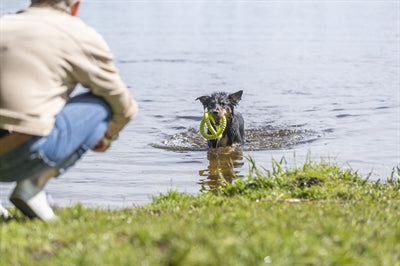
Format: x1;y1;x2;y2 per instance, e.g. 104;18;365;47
200;112;227;140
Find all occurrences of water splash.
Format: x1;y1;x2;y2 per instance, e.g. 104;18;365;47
152;125;316;152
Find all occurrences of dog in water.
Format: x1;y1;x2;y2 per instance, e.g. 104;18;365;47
196;90;245;148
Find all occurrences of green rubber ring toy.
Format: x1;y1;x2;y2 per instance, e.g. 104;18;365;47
200;112;227;140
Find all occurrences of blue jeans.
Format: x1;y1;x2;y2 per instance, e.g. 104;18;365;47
0;93;111;182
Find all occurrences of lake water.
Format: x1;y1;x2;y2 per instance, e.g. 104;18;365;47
1;1;399;208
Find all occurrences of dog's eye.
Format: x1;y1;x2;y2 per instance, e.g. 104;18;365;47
220;100;225;105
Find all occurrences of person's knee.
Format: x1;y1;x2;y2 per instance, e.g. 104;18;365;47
39;93;112;164
77;92;111;110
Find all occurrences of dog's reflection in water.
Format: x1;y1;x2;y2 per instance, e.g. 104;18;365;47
198;147;245;192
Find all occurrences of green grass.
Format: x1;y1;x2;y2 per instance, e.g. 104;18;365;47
1;158;399;266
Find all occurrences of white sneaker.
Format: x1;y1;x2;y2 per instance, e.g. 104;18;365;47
0;201;12;219
10;179;56;221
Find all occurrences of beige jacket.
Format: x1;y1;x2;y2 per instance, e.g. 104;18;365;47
0;7;138;136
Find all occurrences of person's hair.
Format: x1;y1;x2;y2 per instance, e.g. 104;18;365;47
30;0;79;13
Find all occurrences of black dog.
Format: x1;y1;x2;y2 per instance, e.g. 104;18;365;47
196;90;245;148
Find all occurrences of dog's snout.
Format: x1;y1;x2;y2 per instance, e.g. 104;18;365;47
211;110;222;119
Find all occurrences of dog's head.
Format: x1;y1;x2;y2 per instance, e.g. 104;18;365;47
196;90;243;123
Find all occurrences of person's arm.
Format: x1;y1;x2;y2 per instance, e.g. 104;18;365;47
70;25;138;151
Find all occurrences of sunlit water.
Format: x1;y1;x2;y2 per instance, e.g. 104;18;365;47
1;1;399;208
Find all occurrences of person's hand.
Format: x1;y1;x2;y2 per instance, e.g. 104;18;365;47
91;137;112;152
92;122;121;152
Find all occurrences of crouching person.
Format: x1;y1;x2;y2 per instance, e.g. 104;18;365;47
0;0;138;220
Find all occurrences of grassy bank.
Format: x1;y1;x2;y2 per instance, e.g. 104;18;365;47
1;159;399;265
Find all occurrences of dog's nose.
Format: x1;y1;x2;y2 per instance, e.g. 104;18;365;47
212;111;219;116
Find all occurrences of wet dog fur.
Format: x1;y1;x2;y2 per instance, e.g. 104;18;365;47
196;90;244;148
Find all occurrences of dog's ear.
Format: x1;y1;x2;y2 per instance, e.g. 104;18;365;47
229;90;243;105
196;96;210;107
